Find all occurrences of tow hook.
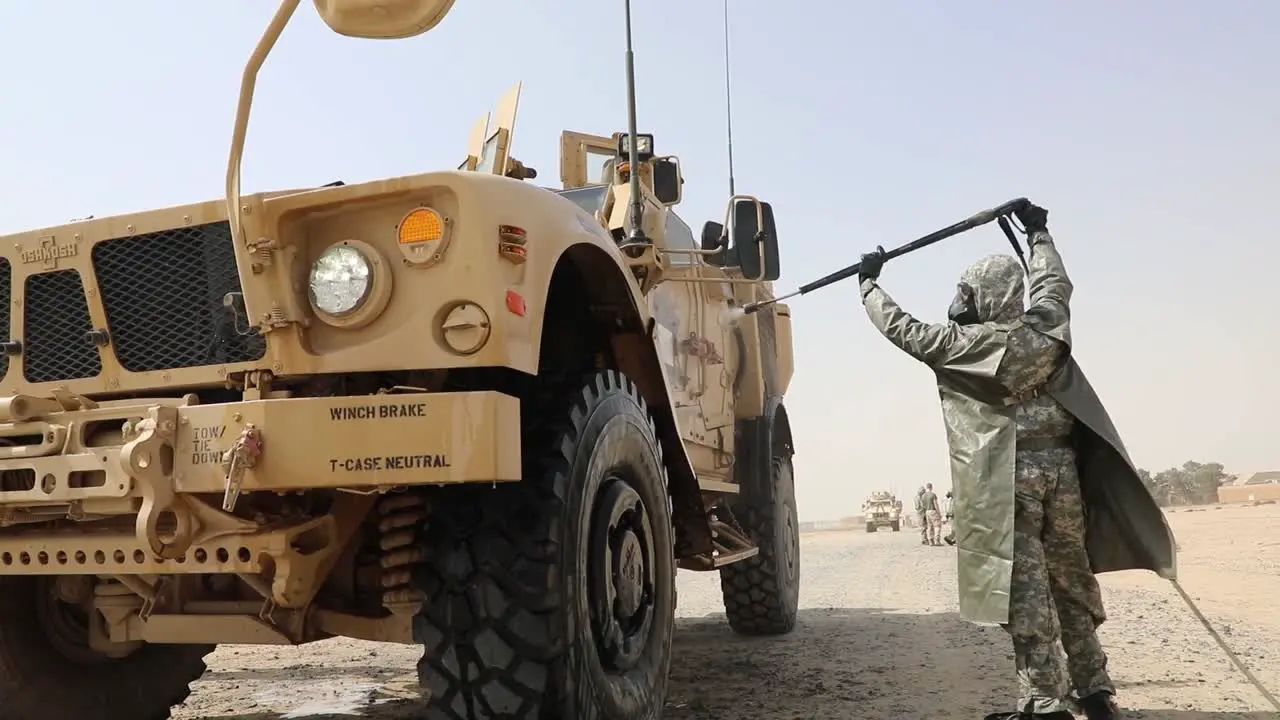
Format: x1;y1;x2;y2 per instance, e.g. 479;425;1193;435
221;424;263;512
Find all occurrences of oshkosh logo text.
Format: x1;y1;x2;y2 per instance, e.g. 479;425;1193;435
21;237;78;268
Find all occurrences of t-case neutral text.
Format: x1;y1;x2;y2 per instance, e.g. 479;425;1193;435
329;454;450;473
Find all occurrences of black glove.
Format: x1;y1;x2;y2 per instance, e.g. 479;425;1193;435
1014;201;1048;233
858;245;887;283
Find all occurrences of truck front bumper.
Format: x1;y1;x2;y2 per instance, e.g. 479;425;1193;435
170;390;521;494
0;390;520;587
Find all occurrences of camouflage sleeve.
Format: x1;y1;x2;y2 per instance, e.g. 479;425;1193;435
860;278;962;367
1026;230;1073;315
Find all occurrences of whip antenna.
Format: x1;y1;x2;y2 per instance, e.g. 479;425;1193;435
620;0;649;248
722;0;736;196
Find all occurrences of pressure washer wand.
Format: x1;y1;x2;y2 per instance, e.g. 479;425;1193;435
742;197;1029;315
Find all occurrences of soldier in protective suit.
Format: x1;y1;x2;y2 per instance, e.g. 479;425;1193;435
855;201;1176;719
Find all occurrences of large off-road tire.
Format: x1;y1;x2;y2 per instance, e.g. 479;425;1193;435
865;523;875;534
891;520;901;532
718;453;800;636
0;576;213;720
416;370;677;720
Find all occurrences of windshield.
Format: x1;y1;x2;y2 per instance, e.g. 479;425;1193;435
553;184;696;257
556;185;609;214
587;149;615;183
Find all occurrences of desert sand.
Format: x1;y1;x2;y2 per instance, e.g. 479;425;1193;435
169;502;1280;719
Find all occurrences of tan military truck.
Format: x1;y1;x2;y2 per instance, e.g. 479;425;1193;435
864;490;901;533
0;1;798;718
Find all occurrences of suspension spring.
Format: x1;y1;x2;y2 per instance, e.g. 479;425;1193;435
377;492;429;616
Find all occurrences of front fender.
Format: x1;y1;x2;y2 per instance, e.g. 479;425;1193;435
496;183;711;557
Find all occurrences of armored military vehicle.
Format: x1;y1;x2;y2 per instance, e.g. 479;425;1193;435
864;490;901;532
0;1;797;718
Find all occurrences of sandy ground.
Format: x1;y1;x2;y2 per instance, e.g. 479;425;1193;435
170;503;1280;719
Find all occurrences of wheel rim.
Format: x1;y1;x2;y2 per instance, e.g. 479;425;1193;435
588;474;657;672
779;463;800;584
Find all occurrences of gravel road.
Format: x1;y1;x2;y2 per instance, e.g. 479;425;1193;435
171;503;1280;719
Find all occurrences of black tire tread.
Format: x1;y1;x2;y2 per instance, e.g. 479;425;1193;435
718;454;799;636
0;577;212;720
415;369;671;720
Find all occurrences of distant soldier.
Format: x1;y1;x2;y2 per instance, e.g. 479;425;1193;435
921;483;943;546
914;486;927;544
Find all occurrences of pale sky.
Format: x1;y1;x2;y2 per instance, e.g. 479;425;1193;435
1;1;1275;522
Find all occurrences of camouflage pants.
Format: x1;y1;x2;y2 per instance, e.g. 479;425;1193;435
925;510;943;544
918;512;928;541
1005;446;1114;714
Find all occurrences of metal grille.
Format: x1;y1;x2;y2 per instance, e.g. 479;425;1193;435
0;258;9;381
23;270;101;383
92;221;266;373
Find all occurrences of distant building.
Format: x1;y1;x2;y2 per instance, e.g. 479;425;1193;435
1218;471;1280;504
798;519;847;533
798;517;864;533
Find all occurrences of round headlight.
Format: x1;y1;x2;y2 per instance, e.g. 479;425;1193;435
309;244;371;316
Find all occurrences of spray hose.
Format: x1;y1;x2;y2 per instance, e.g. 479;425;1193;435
1169;578;1280;711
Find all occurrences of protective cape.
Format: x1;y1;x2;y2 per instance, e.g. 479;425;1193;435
858;231;1177;625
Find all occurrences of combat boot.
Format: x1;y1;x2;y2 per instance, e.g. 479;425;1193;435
1077;691;1121;720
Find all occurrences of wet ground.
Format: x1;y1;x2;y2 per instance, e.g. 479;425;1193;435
171;503;1280;719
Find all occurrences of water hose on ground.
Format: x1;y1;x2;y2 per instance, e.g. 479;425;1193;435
1170;578;1280;711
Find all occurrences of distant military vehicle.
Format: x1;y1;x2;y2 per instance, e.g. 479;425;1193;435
0;1;797;718
864;490;902;533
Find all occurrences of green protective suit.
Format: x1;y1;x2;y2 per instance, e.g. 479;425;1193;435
858;230;1177;624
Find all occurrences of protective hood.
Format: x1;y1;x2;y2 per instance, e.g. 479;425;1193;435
959;254;1025;326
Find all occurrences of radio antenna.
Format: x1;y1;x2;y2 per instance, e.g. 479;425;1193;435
722;0;736;196
620;0;650;248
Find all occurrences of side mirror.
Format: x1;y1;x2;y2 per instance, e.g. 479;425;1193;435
313;0;456;39
729;198;781;281
652;157;683;206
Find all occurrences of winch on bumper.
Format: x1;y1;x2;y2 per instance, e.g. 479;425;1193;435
0;389;520;604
